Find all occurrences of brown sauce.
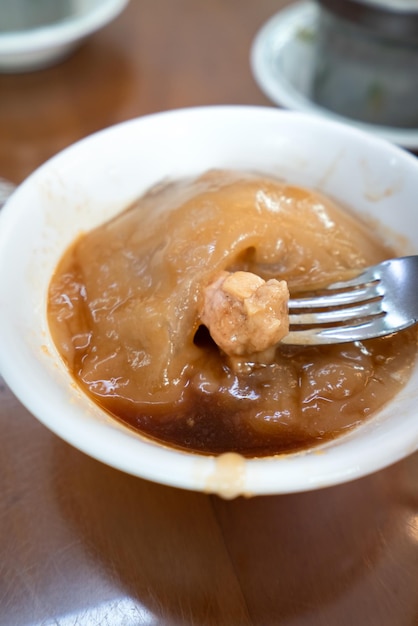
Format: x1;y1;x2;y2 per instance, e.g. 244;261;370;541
47;170;418;457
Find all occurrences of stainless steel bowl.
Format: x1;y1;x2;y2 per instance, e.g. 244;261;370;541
312;0;418;128
317;0;418;42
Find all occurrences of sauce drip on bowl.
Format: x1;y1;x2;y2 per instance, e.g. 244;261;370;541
47;170;417;456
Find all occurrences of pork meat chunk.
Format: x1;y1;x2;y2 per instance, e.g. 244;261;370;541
199;271;289;358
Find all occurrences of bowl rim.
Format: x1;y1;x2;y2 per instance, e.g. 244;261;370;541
0;0;129;53
1;104;418;496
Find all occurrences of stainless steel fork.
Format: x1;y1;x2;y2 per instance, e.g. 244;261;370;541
283;256;418;345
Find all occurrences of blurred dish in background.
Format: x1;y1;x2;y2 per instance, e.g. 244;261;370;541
317;0;418;42
250;1;418;148
314;0;418;128
0;0;129;73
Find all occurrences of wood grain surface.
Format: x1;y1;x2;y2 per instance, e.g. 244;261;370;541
1;1;418;624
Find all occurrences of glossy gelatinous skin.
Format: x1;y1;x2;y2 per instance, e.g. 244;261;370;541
47;170;417;456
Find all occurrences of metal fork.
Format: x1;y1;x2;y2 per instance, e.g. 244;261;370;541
282;256;418;345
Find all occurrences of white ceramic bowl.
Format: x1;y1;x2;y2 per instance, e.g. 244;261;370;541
0;0;129;73
1;106;418;497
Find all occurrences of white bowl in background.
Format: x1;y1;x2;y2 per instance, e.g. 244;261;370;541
0;0;129;72
1;106;418;497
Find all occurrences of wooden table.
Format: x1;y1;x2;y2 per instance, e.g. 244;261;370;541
1;1;418;624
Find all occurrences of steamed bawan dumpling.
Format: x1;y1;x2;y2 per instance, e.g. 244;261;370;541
47;169;417;456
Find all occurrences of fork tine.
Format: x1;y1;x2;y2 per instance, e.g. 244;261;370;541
281;318;385;345
289;281;380;310
289;299;383;326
